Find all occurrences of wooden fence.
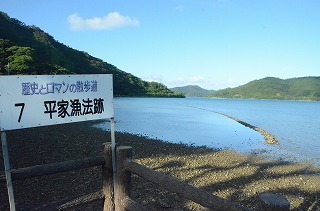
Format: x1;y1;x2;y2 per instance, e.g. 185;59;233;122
1;144;290;211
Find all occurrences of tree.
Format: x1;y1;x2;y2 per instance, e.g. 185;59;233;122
6;46;35;74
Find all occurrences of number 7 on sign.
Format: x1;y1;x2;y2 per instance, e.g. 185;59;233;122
15;103;25;123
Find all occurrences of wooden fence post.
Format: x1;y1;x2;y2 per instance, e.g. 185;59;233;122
103;143;115;211
115;146;133;211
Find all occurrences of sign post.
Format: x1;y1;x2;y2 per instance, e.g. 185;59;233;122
110;117;117;196
1;131;16;211
0;74;115;211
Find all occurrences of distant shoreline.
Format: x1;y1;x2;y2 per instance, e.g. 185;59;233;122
171;77;320;101
208;96;320;102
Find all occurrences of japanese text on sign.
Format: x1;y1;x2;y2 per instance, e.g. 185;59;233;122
44;98;104;119
22;80;98;95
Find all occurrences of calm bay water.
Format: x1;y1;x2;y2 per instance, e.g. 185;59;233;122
97;97;320;167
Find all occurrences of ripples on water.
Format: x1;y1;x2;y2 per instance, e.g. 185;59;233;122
96;97;320;167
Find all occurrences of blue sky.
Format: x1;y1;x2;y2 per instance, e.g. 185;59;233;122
1;0;319;89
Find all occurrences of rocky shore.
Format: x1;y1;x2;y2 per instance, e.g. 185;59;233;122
0;121;319;210
220;113;279;145
187;106;279;145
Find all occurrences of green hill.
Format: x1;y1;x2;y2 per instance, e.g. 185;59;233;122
211;77;320;101
0;12;184;97
170;85;216;97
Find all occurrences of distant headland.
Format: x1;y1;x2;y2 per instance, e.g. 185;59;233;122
170;76;320;101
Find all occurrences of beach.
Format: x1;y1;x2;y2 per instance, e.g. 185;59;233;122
0;121;319;210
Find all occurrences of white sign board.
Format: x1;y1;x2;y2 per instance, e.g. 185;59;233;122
0;74;114;131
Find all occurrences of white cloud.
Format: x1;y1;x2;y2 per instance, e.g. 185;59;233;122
174;5;187;12
143;74;241;90
143;73;164;83
189;76;204;83
221;78;239;88
68;12;139;31
175;75;204;85
143;74;206;88
177;76;186;82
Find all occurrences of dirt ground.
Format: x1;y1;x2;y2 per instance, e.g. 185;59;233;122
0;121;319;210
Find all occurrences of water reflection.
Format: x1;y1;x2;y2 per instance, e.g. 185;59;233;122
95;97;320;167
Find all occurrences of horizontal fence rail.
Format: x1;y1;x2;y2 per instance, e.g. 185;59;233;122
124;159;250;211
20;190;104;211
0;156;105;182
123;196;149;211
115;146;251;211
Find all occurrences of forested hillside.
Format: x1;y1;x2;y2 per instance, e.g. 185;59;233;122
170;85;215;97
211;77;320;101
0;12;184;97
